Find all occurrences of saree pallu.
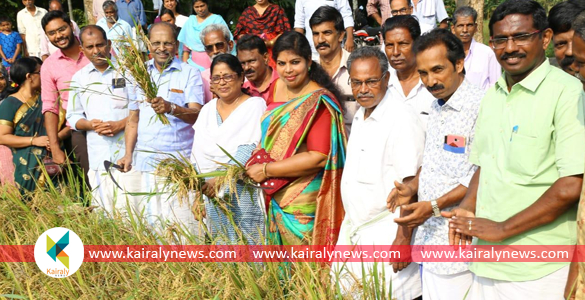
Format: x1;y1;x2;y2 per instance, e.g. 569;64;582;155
261;89;346;246
0;95;47;194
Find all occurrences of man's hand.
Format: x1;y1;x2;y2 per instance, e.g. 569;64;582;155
94;120;125;137
390;234;412;273
344;39;354;52
448;215;508;243
202;178;217;199
441;208;475;246
117;155;133;172
150;97;170;114
51;148;67;165
394;202;433;228
387;180;416;213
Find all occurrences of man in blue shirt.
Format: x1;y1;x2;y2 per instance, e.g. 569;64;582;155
116;0;146;29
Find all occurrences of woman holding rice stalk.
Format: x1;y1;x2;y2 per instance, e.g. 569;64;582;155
191;54;266;245
245;31;347;246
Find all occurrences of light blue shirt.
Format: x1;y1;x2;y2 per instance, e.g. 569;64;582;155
66;60;130;171
116;0;146;27
96;17;134;55
129;57;204;172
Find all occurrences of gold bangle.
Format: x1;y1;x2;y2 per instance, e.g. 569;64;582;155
262;163;269;179
30;137;34;146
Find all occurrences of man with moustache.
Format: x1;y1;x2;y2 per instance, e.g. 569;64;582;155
200;24;234;103
387;29;484;300
310;6;358;134
389;0;437;34
96;1;134;55
40;0;80;61
548;0;585;76
16;0;47;58
332;46;424;300
117;22;204;236
236;34;279;105
41;11;90;190
383;15;435;128
446;1;585;299
452;6;501;90
66;26;130;213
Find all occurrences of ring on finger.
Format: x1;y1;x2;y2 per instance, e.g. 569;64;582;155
468;220;472;231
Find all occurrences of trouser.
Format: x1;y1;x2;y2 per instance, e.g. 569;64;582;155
62;131;90;200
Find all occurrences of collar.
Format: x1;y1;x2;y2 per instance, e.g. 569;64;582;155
439;78;469;112
23;6;41;15
362;88;392;121
248;67;279;92
55;45;85;62
495;58;550;94
147;57;183;74
331;49;350;79
88;57;117;73
388;68;426;96
118;0;135;3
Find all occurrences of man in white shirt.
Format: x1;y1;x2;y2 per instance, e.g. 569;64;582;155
332;46;424;300
310;6;358;135
411;0;449;29
67;25;130;214
388;29;485;300
452;6;501;90
40;0;80;61
383;15;435;128
17;0;47;58
96;0;135;55
294;0;355;56
389;0;434;34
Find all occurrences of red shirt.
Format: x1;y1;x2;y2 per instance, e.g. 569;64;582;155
242;68;279;105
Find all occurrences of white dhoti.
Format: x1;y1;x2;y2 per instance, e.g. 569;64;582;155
421;267;473;300
332;210;422;300
466;265;569;300
88;169;137;216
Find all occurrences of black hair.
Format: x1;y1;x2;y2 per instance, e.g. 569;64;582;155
160;7;176;20
0;15;11;24
382;15;421;41
413;29;466;74
489;0;548;37
309;6;344;33
548;0;585;34
0;65;9;100
79;25;108;45
236;34;268;55
41;10;71;31
272;31;342;104
4;57;42;95
389;0;412;6
453;6;478;24
211;53;244;77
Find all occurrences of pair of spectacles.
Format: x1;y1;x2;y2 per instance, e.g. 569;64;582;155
210;73;239;84
391;7;410;15
151;41;175;48
490;30;541;49
205;42;226;52
348;72;387;90
576;72;585;84
46;25;68;37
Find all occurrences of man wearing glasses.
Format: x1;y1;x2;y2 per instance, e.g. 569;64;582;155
389;0;442;34
332;46;424;299
117;22;204;238
199;24;234;104
446;1;585;299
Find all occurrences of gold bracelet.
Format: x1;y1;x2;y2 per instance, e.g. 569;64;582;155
30;136;34;146
262;163;269;179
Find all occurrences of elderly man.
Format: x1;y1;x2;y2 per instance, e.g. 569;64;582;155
117;22;204;236
96;0;134;55
452;6;501;90
389;0;438;33
548;0;585;75
387;29;485;300
310;6;358;135
41;11;90;191
446;1;585;299
294;0;355;56
383;15;435;128
40;0;80;61
236;34;279;105
16;0;47;58
200;23;234;103
67;25;129;214
332;46;424;300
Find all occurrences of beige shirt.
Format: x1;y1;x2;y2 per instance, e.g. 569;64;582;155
326;49;359;135
17;6;47;57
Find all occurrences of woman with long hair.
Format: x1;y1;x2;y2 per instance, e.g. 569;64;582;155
157;0;188;28
0;57;50;194
191;54;266;244
178;0;232;70
245;31;346;246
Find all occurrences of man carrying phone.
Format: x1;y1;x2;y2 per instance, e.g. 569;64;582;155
386;29;484;300
66;25;130;214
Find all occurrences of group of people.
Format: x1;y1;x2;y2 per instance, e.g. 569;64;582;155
1;0;585;299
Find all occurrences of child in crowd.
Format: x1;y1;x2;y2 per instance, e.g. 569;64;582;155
0;15;23;73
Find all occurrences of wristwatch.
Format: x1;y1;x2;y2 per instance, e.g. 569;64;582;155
430;200;441;217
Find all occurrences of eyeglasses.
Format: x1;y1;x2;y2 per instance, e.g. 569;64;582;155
210;73;239;84
205;42;226;52
348;72;387;90
46;25;68;37
576;72;585;84
151;41;175;48
30;71;40;75
391;7;410;15
490;30;541;49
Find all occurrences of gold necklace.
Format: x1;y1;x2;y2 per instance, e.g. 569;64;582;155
286;85;310;100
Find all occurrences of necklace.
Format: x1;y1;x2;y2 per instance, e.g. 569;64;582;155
286;85;310;100
219;93;242;109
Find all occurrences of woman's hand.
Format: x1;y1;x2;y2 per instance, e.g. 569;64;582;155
32;136;50;149
246;163;267;183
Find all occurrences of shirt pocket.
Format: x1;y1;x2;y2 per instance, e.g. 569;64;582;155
357;146;380;185
167;89;186;106
506;133;540;178
111;87;129;109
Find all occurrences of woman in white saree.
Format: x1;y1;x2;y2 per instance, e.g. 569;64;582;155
191;54;267;245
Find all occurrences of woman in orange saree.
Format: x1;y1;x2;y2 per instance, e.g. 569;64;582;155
246;31;346;246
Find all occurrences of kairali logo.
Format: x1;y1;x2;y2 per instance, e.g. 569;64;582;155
34;228;84;278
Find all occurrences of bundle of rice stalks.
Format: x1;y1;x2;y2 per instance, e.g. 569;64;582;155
114;27;170;125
